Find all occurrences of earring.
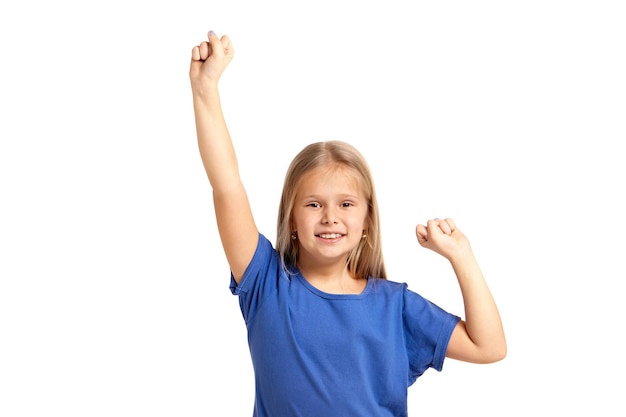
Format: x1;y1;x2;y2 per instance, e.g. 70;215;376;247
291;231;298;240
362;230;367;239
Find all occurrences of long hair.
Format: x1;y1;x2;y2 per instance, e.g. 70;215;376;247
276;141;387;280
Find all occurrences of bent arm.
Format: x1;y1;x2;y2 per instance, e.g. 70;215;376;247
416;218;506;364
445;250;507;364
190;32;257;282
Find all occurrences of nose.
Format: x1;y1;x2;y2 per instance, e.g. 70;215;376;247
322;207;338;224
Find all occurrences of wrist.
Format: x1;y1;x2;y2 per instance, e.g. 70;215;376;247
447;246;475;266
192;83;221;104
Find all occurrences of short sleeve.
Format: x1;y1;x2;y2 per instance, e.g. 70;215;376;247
228;233;283;325
403;286;460;385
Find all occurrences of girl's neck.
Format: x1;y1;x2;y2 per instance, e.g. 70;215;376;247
297;262;367;295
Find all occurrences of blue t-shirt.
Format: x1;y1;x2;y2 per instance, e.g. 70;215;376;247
230;234;460;417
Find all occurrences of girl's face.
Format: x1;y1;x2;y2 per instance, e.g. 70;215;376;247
292;165;369;270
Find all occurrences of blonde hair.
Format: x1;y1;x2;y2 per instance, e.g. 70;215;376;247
276;141;387;279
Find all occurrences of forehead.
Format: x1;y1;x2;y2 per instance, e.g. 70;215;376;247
296;165;364;197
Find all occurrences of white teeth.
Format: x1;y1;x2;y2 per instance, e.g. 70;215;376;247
319;233;341;239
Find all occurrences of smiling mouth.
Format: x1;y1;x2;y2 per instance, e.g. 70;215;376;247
317;233;343;239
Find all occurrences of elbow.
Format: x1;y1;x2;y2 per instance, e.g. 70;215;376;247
484;340;507;364
470;337;507;364
490;346;507;363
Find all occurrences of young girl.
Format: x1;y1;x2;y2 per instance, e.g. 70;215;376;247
190;31;506;417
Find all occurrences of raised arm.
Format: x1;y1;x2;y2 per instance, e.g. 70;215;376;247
416;218;507;364
189;31;258;282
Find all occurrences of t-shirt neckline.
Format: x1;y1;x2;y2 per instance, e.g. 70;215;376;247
294;271;372;300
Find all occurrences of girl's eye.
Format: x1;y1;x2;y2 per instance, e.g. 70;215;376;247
341;202;354;207
308;202;321;208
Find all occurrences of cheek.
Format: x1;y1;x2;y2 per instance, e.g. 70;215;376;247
349;212;369;229
292;211;313;230
360;212;371;230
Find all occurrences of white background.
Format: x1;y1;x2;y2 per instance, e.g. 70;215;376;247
1;1;625;415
